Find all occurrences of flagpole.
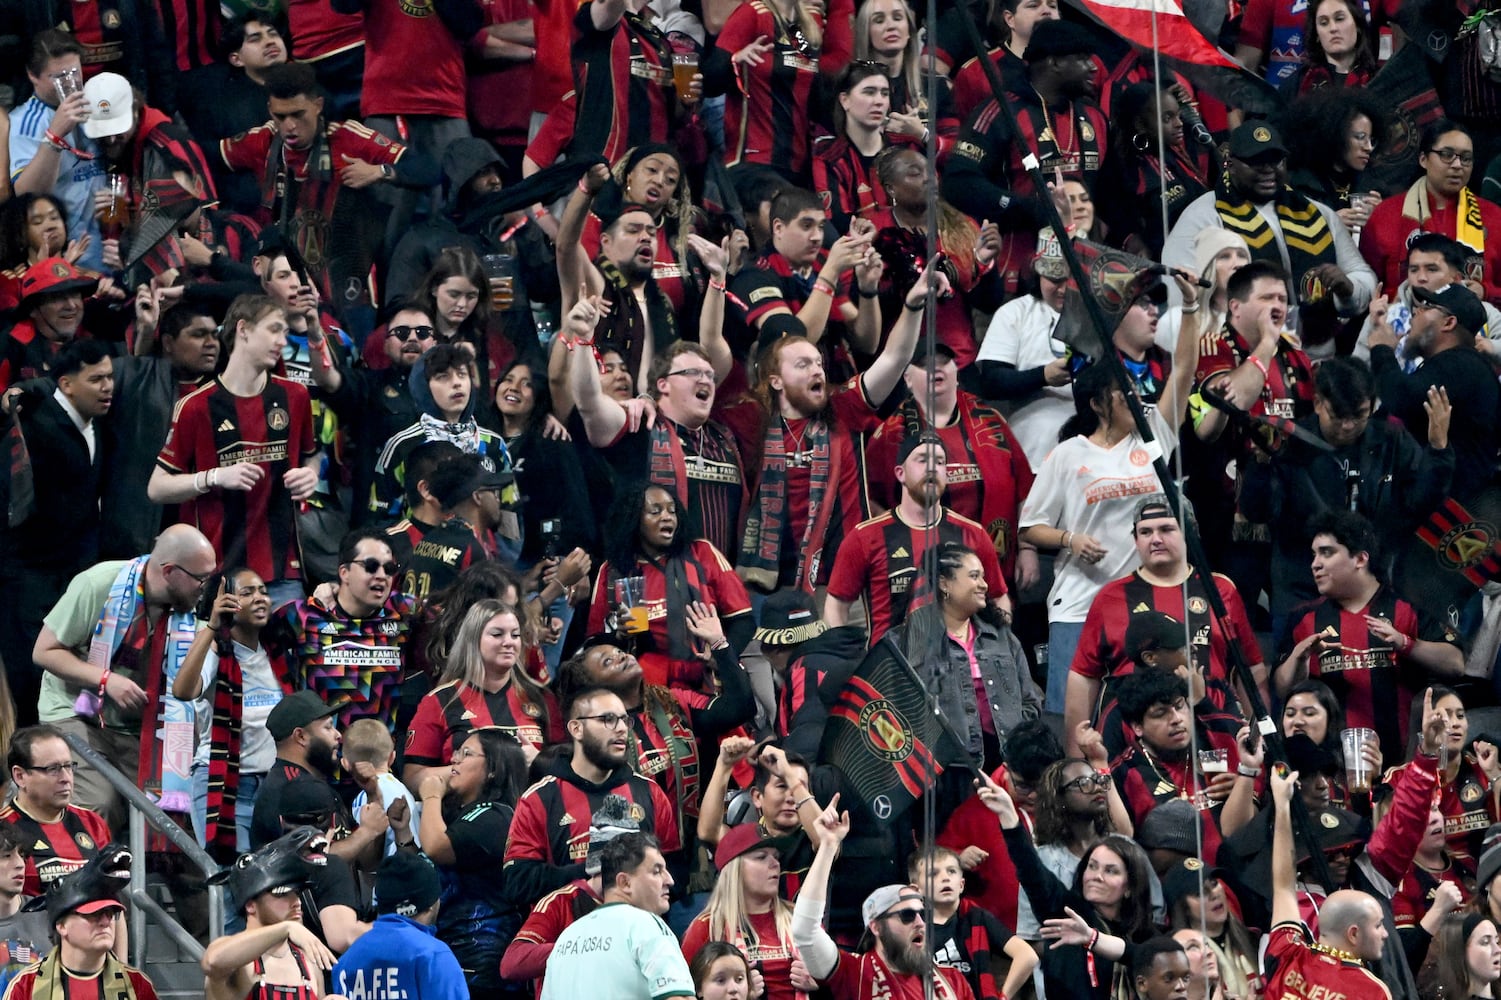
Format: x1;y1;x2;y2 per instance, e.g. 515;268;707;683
945;0;1340;895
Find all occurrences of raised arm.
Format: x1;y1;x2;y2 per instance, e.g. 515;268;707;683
557;164;609;315
563;295;630;447
688;234;735;382
696;736;755;845
790;795;848;980
1195;310;1280;443
1269;764;1300;928
1162;270;1204;430
861;261;948;405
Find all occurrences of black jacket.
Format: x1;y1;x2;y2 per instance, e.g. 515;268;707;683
7;390;105;575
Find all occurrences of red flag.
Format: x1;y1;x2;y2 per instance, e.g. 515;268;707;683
1065;0;1282;115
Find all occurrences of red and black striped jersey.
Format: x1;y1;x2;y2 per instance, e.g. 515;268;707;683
0;803;111;896
154;0;219;71
714;0;823;175
156;376;315;581
568;5;676;164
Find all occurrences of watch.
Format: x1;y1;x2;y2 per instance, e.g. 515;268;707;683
380;163;395;180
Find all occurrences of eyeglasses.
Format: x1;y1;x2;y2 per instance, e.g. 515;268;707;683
26;762;78;776
1348;131;1373;148
1412;301;1452;316
387;325;436;341
1427;148;1474;166
452;747;483;762
1061;772;1113;793
667;367;714;382
169;564;215;585
348;558;400;576
576;712;630;730
884;908;924;925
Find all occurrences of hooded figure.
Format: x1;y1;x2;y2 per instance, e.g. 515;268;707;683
369;343;521;558
384;138;559;360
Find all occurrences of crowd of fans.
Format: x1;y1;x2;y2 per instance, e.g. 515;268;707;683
3;0;1501;998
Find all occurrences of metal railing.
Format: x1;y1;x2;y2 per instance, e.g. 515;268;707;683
60;730;224;966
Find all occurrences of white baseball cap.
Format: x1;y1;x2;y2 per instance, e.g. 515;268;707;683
81;72;134;139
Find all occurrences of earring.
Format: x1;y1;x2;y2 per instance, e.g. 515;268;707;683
1133;132;1151;154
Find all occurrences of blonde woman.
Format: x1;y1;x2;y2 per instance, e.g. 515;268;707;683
853;0;958;158
681;825;812;1000
403;599;561;792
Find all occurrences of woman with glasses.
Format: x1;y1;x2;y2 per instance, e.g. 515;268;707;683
416;726;530;1000
587;482;755;691
1362;120;1501;304
1285;88;1385;239
1;724;110;896
405;600;562;794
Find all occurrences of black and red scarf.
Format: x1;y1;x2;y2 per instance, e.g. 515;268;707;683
738;416;836;593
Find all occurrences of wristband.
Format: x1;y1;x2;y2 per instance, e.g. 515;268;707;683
794;794;816;810
45;130;95;160
1181;304;1200;314
531;205;548;220
99;668;112;699
1085;929;1100;987
813;277;836;297
1237;764;1263;779
1249;354;1270;379
1062;530;1073;552
903;298;925;312
711;638;730;650
708;277;726;292
578;177;593;195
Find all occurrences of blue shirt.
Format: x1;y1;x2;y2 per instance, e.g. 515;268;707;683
332;914;467;1000
8;97;105;271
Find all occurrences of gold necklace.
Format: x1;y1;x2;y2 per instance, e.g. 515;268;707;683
1309;942;1362;964
1033;90;1075;160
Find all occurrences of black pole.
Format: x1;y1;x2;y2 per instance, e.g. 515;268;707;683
945;0;1338;894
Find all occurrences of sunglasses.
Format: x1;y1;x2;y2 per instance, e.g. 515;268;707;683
884;908;923;925
348;558;400;576
387;324;436;341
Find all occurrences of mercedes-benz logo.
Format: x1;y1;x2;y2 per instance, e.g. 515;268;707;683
873;795;892;820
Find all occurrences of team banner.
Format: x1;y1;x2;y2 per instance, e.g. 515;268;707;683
1361;44;1448;196
1065;0;1282;115
819;635;961;828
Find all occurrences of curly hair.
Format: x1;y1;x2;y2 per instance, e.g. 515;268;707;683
874;145;978;276
1031;757;1114;847
610;145;691;270
602;480;693;571
1284;86;1387;176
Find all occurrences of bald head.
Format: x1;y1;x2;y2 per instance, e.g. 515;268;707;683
154;523;216;564
150;524;218;612
1319;890;1387;960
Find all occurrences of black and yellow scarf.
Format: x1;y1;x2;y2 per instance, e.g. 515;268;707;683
1214;166;1335;299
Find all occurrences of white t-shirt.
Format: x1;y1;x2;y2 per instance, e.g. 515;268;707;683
1019;407;1176;622
191;641;284;774
976;294;1074;468
542;903;694;1000
352;772;422;854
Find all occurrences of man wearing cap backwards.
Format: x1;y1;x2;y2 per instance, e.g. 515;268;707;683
751;590;864;758
1368;279;1499;500
332;854;465;1000
1162;121;1374;321
866;332;1036;592
824;432;1008;645
501;793;641;992
400;454;509;599
200;832;337;1000
943;19;1108;294
6;850;156;1000
1066;496;1265;757
0;257;101;395
793;805;977;1000
973;229;1075;468
539;832;692;1000
1276;510;1462;764
723;260;938;599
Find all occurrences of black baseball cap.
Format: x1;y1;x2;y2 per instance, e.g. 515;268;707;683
1227;122;1288;163
267;691;339;742
1412;283;1488;335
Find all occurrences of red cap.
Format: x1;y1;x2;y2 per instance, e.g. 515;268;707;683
18;257;99;313
72;899;125;916
713;823;781;871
